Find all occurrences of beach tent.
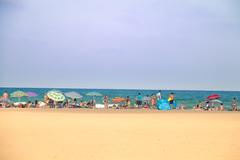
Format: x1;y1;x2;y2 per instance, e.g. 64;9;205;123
156;99;171;110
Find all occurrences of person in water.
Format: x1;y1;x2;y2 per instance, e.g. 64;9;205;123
168;93;175;109
231;98;238;111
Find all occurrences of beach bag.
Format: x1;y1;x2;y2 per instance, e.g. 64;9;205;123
156;99;171;110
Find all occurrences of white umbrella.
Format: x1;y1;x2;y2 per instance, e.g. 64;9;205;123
65;92;83;99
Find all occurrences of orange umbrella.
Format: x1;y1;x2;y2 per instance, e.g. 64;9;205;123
112;97;126;103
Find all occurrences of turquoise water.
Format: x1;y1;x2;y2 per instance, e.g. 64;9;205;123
1;88;239;109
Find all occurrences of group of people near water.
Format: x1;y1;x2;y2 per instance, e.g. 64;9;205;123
0;90;239;111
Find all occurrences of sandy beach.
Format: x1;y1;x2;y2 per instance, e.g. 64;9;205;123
0;109;240;160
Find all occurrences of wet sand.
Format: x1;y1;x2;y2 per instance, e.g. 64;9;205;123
0;109;240;160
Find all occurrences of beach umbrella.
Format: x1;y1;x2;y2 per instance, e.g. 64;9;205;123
209;99;223;107
142;96;151;102
47;90;65;102
86;92;103;97
10;90;26;102
209;99;223;104
0;97;10;103
65;92;82;99
26;91;38;97
112;97;126;103
207;94;220;100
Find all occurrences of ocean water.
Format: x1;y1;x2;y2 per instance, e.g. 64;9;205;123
0;88;239;109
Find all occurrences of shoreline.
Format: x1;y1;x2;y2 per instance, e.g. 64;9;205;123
0;108;239;114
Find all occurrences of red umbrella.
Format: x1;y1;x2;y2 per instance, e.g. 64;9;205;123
112;97;126;103
207;94;220;100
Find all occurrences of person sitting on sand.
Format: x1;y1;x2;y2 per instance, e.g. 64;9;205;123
151;94;156;108
193;104;202;111
231;98;238;111
79;101;84;108
34;100;39;108
204;101;210;111
177;104;185;110
142;102;149;109
26;101;32;108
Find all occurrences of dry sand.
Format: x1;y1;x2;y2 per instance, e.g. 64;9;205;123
0;109;240;160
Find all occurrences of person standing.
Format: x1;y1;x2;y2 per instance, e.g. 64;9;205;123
151;94;156;108
126;96;131;108
219;103;224;111
136;93;143;108
156;90;162;100
168;92;175;109
2;91;9;99
103;96;108;109
231;97;238;111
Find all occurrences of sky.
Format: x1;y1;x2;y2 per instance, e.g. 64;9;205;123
0;0;240;91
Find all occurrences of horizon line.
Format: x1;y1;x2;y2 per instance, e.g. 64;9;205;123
0;86;239;92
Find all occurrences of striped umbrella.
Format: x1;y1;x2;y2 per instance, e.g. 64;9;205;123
10;90;26;102
47;90;65;102
112;97;126;103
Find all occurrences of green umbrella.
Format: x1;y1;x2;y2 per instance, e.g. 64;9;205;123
47;90;65;102
10;90;26;102
65;92;83;99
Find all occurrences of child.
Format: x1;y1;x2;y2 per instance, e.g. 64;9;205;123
219;103;224;111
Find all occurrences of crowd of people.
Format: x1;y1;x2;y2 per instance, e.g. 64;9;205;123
0;90;239;111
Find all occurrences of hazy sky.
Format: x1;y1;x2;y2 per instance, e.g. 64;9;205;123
1;0;240;90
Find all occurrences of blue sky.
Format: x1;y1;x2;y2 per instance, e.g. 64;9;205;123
0;0;240;90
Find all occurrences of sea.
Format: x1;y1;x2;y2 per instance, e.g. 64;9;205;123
1;87;239;110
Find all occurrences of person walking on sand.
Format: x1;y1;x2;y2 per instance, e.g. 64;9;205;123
103;96;108;109
231;98;238;111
